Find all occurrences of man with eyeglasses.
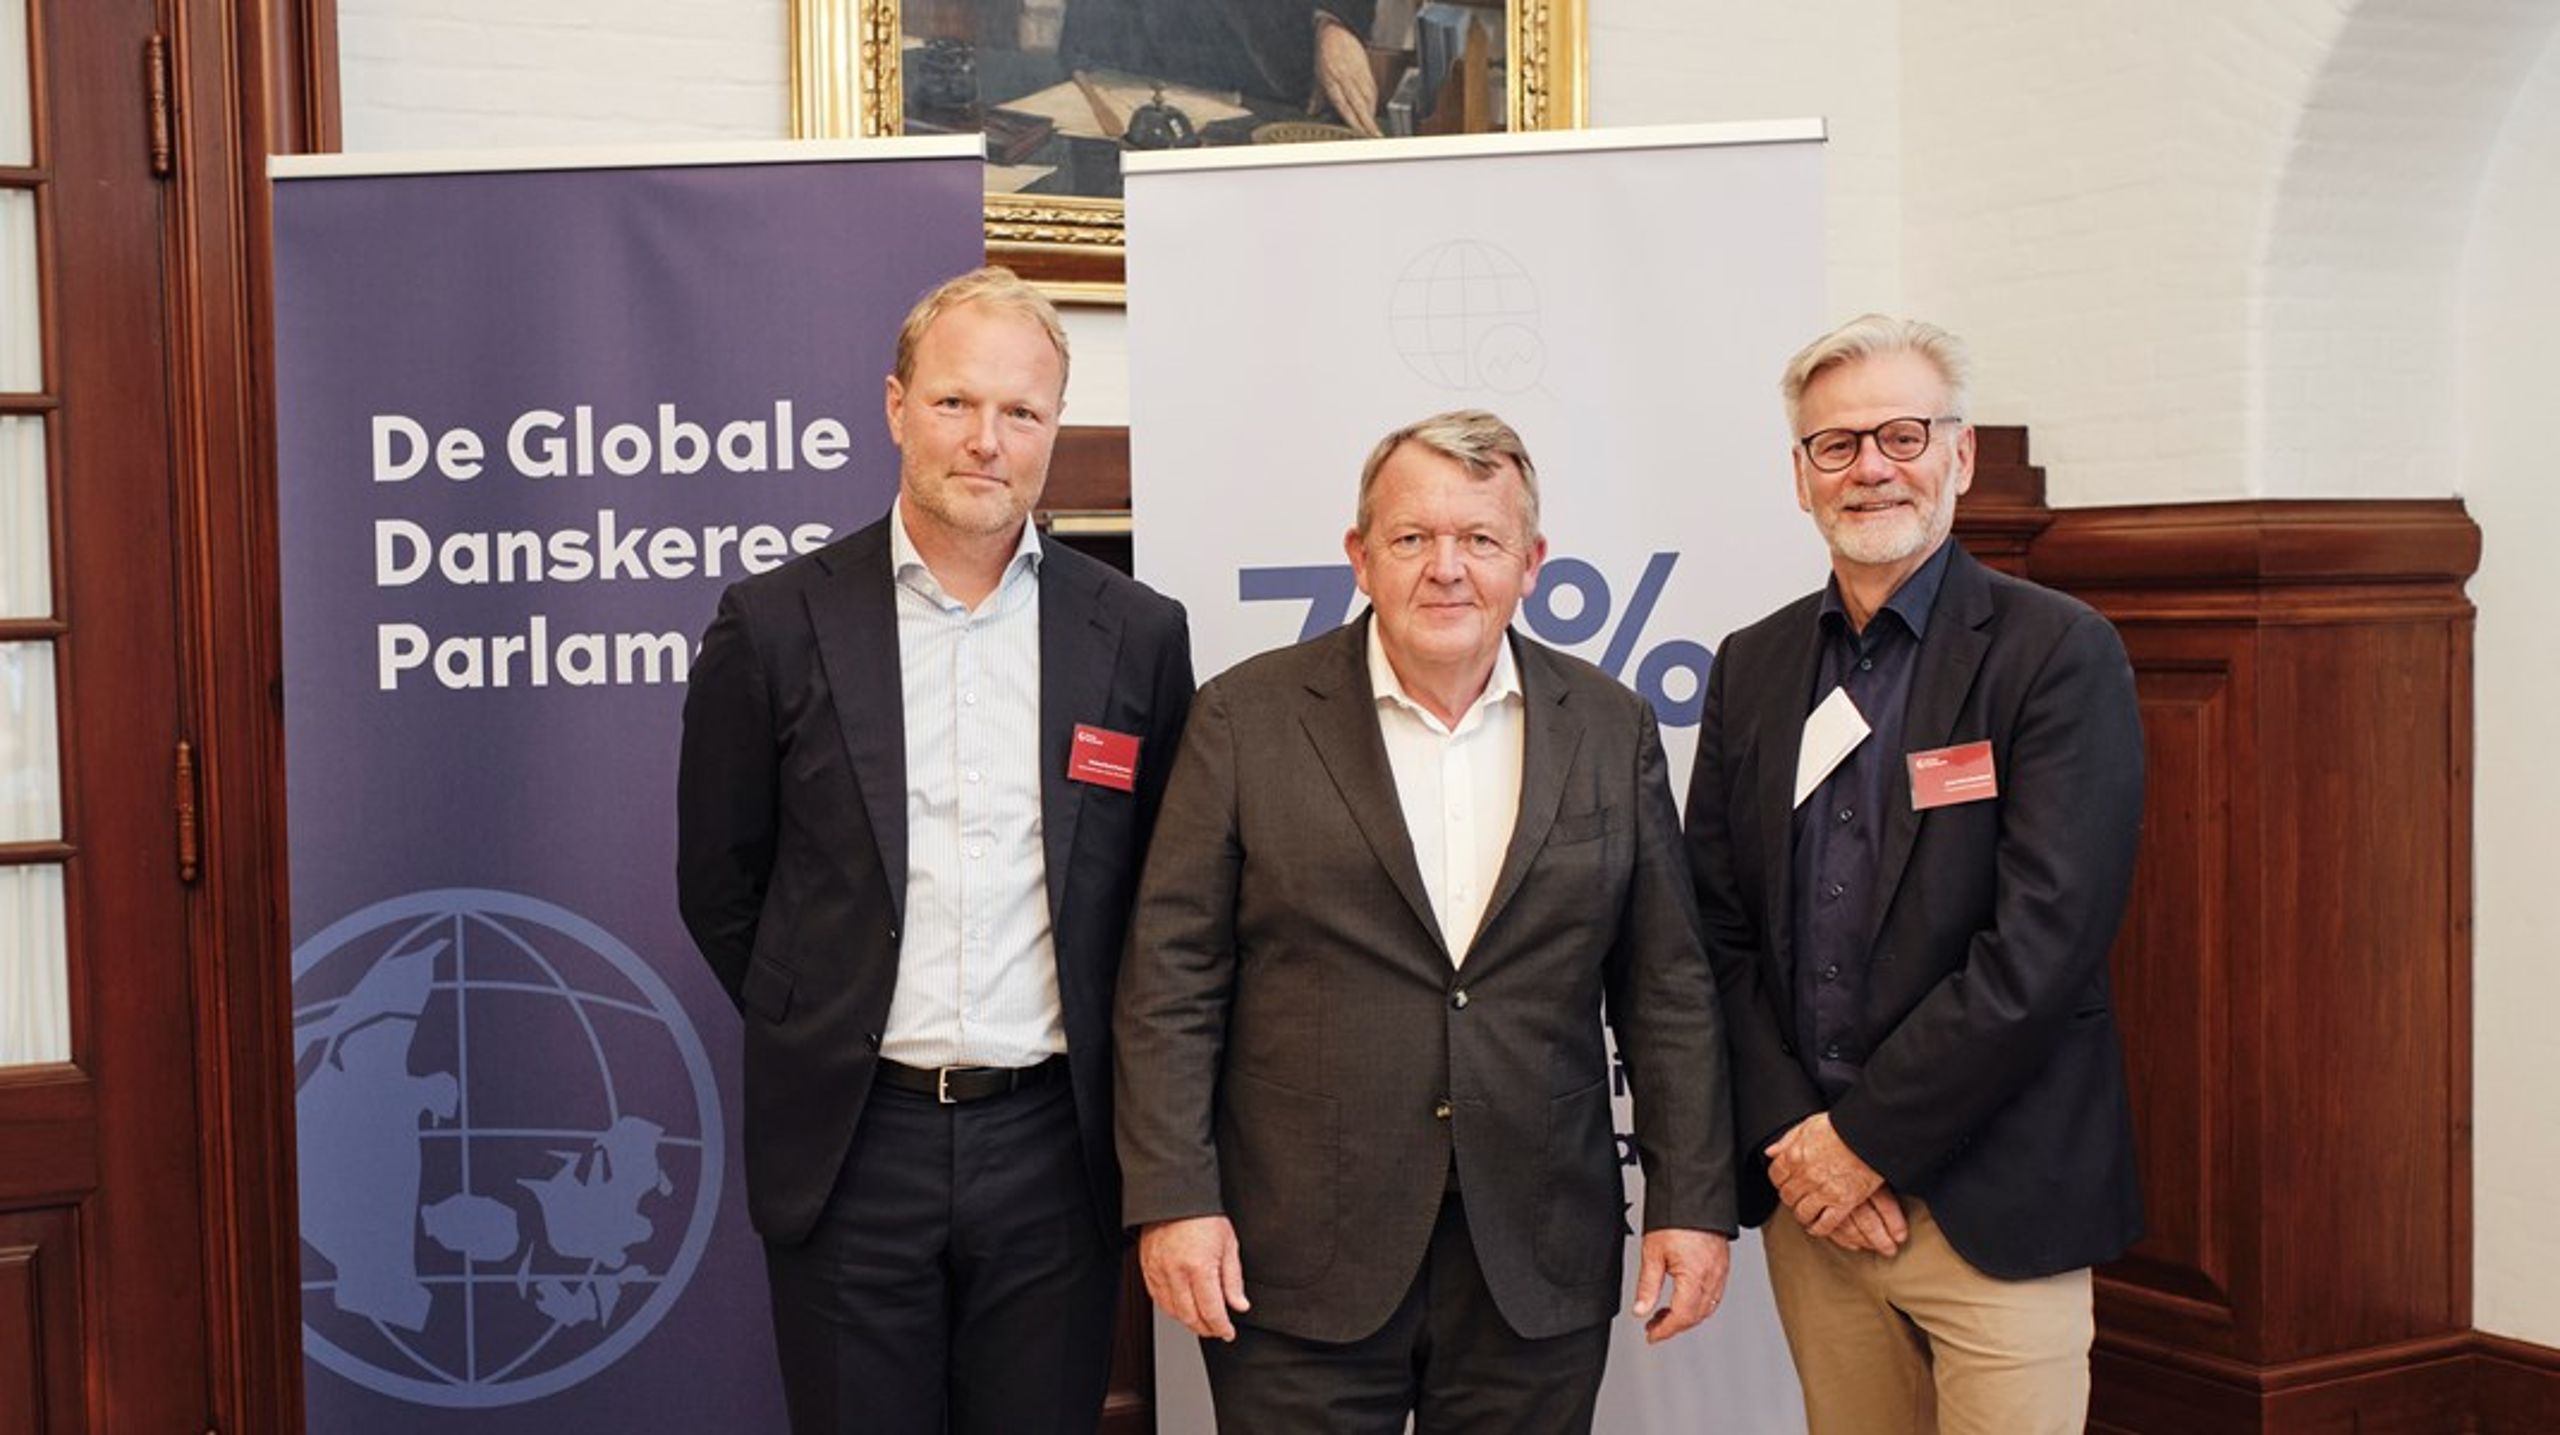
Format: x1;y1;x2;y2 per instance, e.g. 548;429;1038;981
1116;409;1737;1432
1683;315;2146;1434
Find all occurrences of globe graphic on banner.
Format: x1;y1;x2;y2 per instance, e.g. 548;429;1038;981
291;889;722;1408
1387;239;1547;393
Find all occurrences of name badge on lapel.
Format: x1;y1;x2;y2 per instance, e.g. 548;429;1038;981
1067;723;1140;792
1907;741;1997;810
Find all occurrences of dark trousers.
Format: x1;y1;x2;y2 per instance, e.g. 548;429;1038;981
762;1078;1119;1435
1200;1191;1611;1435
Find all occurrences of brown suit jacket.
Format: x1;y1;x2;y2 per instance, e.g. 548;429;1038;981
1115;617;1735;1343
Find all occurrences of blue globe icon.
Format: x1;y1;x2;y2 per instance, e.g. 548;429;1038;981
1387;240;1547;393
292;889;723;1407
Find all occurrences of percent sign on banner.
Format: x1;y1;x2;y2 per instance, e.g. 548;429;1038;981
1237;552;1715;727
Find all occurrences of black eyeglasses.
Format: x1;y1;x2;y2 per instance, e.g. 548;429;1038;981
1797;415;1963;473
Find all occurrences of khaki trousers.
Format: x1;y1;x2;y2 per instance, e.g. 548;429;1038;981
1760;1197;2093;1435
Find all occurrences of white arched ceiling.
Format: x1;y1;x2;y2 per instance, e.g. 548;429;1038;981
2254;0;2560;497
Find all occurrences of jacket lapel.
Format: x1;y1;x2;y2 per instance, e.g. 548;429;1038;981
808;518;908;921
1472;635;1582;953
1862;544;1994;948
1299;619;1448;962
1757;598;1824;993
1038;546;1124;927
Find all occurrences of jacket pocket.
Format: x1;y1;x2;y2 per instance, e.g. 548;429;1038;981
1535;1075;1624;1284
1216;1068;1339;1289
1547;807;1618;848
742;955;794;1023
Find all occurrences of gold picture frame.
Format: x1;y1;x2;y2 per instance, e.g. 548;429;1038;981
791;0;1586;300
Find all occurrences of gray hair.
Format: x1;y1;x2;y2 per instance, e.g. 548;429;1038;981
1354;409;1543;540
1780;313;1973;437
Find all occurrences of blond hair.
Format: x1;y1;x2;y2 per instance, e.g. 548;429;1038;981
891;266;1070;395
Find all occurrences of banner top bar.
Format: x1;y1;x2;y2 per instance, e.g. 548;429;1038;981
269;135;985;182
1122;119;1825;179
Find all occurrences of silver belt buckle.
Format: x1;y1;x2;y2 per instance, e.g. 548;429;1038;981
936;1066;958;1104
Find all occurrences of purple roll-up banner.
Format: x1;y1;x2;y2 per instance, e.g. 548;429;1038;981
271;140;983;1431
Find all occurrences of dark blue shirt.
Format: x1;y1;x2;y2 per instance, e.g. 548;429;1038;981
1789;542;1952;1101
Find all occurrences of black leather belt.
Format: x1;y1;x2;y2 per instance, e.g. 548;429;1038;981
874;1054;1067;1105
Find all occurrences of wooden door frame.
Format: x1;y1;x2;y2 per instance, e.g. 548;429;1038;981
158;1;335;1429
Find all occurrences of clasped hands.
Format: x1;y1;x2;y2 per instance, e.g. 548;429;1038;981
1137;1215;1733;1345
1766;1111;1909;1256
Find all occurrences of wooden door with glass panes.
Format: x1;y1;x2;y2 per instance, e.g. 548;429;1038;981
1;0;217;1429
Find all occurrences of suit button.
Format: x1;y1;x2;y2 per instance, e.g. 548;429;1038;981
1451;989;1470;1010
866;1032;882;1051
1823;1041;1843;1060
1820;964;1839;983
1433;1099;1453;1120
888;927;899;942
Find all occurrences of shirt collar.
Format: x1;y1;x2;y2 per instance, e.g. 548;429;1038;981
1365;617;1523;735
890;496;1043;598
1818;538;1954;641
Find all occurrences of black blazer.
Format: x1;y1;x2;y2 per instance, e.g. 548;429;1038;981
1682;543;2144;1279
677;514;1193;1246
1116;619;1735;1343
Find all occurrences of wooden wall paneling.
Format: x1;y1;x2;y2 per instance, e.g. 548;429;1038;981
0;1241;37;1435
1955;424;2053;572
2033;499;2480;1433
2472;1333;2560;1433
2101;638;2248;1340
2253;618;2465;1355
0;1207;85;1435
1045;426;1132;514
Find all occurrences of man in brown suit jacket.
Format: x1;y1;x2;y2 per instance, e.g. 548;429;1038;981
1115;410;1737;1433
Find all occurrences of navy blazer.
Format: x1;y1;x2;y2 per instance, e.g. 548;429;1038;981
677;513;1193;1246
1683;542;2145;1279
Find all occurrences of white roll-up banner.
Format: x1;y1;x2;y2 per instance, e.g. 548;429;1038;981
1125;120;1830;1433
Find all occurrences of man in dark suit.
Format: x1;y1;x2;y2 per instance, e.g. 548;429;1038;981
1683;314;2145;1434
677;267;1193;1435
1116;409;1735;1433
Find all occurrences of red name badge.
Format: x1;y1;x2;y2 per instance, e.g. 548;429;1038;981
1907;740;1998;811
1067;723;1140;792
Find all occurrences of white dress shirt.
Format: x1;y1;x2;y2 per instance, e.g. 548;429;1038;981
1367;623;1525;964
880;501;1063;1068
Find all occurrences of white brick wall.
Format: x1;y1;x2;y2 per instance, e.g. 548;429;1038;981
2259;0;2560;500
1590;1;1903;318
2458;18;2560;1351
1901;0;2345;504
337;0;790;150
